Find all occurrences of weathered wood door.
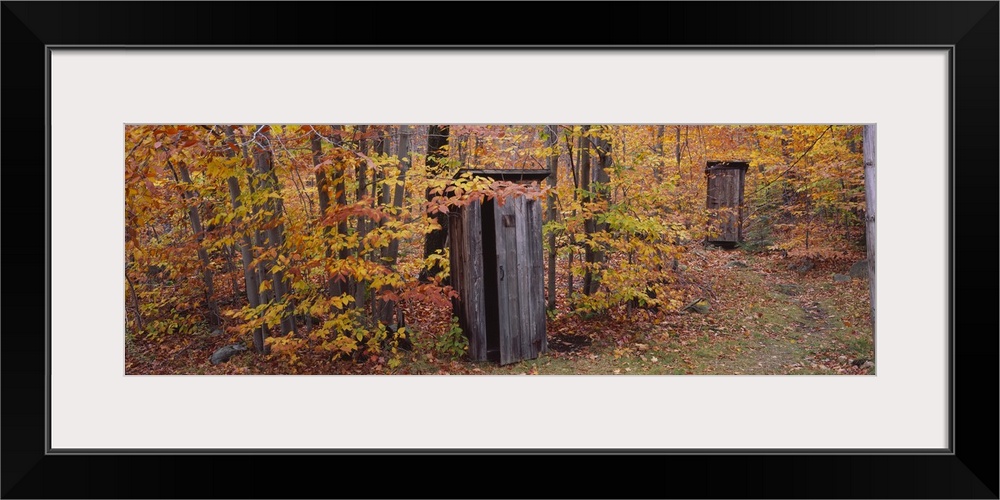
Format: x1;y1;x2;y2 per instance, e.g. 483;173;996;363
449;199;488;361
493;195;546;364
705;162;747;244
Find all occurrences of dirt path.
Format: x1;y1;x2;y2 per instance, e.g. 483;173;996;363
667;250;875;375
427;248;876;375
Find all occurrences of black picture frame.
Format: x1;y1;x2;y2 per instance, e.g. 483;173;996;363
3;2;996;498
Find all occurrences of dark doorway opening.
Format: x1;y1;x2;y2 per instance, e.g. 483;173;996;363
481;199;501;363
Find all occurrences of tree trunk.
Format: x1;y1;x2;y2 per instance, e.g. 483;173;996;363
125;268;143;332
565;130;580;301
380;130;393;207
310;130;338;299
232;128;273;321
223;127;267;351
593;132;612;222
176;161;221;326
420;125;450;283
377;126;412;325
253;127;294;339
545;125;559;311
684;126;694;181
223;232;241;303
653;124;664;182
333;126;352;299
371;127;389;327
675;125;682;175
863;124;876;338
372;127;388;228
846;126;859;154
590;130;612;295
355;125;370;321
579;125;596;296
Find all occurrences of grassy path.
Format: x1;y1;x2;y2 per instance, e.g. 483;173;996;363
454;248;874;375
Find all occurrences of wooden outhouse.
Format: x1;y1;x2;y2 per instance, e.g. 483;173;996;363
448;169;548;365
705;160;749;247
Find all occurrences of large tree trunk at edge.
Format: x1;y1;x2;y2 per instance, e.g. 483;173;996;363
863;124;876;341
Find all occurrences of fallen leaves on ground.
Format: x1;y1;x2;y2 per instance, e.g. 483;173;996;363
126;246;873;376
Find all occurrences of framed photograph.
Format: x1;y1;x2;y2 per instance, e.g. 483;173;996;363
3;2;995;498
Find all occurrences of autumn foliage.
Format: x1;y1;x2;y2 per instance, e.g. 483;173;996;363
124;124;867;374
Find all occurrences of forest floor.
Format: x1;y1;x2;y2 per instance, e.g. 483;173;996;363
125;246;874;376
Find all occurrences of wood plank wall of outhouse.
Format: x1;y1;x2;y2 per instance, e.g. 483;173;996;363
448;170;548;365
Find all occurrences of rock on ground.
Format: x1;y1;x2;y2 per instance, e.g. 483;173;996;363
210;343;248;365
849;260;868;279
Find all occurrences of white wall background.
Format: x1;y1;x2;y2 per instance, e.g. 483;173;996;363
50;50;948;450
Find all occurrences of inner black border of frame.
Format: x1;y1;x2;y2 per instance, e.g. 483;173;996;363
3;2;997;499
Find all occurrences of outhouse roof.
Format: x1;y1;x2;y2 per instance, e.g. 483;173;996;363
705;160;750;173
456;169;550;182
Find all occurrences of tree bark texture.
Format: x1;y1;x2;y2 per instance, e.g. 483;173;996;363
863;124;876;338
579;126;596;296
177;161;221;326
589;131;612;295
310;130;338;299
420;125;451;283
333;126;352;299
224;126;266;351
545;125;559;310
253;127;294;340
377;126;412;325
